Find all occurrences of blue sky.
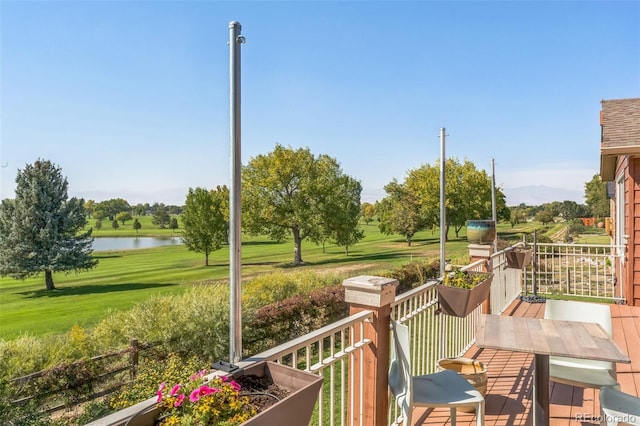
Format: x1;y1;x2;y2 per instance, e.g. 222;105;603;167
1;1;639;206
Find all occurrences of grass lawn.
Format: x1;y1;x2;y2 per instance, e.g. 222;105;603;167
0;220;590;340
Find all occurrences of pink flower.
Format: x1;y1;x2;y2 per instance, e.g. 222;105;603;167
189;388;201;402
174;394;185;407
229;380;241;392
156;382;166;402
197;385;218;397
190;369;208;381
170;384;181;396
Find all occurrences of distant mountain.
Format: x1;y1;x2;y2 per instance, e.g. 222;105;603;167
503;185;585;206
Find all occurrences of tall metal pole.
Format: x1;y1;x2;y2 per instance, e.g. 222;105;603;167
439;128;446;278
491;159;497;252
229;21;244;364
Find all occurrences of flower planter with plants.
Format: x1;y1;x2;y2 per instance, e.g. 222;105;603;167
505;246;533;269
436;269;493;317
124;360;323;426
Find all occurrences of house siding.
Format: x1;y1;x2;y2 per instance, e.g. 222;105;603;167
629;158;640;306
601;98;640;307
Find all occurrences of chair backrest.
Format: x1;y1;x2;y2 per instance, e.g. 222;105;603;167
600;386;640;426
389;320;413;405
544;299;613;370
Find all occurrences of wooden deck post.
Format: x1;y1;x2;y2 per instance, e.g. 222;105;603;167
343;275;398;426
469;243;494;314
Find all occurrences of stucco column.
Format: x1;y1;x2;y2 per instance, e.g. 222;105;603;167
469;243;493;314
343;275;398;426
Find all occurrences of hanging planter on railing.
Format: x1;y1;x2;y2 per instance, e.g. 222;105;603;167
436;269;493;317
505;246;533;269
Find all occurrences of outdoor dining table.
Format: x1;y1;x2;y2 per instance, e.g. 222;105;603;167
475;313;631;426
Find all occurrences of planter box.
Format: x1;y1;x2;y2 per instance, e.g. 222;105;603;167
119;361;322;426
239;361;323;426
436;274;492;317
505;247;532;269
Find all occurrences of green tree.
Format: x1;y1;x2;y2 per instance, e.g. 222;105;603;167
169;217;179;233
323;176;364;255
116;211;132;225
585;174;610;218
152;206;170;229
242;144;361;264
94;198;131;221
0;160;97;290
95;219;103;232
181;186;229;266
377;180;426;246
387;157;507;241
111;220;119;229
133;218;141;234
509;207;528;228
535;208;555;225
84;199;95;218
360;202;375;225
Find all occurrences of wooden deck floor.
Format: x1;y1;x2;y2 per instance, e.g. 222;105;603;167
412;299;640;425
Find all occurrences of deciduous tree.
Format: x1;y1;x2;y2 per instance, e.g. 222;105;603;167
152;206;170;228
181;186;229;266
585;174;610;218
0;160;97;290
360;202;375;225
379;158;507;242
323;176;364;255
169;217;179;233
509;207;528;227
94;198;131;221
242;145;362;264
377;180;426;246
116;211;132;225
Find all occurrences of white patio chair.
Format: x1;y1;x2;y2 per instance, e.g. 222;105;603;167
599;386;640;426
388;319;484;426
543;299;620;390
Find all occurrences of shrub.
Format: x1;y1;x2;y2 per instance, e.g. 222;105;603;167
246;285;348;354
110;353;204;411
377;260;440;294
242;270;339;311
568;219;586;236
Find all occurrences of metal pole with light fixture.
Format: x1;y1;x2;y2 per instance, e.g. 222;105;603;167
229;21;245;364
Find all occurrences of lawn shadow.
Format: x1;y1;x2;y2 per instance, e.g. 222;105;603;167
93;254;124;259
17;283;176;299
277;251;420;269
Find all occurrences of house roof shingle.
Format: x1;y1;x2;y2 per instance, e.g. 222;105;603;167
601;97;640;148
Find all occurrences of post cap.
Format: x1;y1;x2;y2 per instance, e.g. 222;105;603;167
343;275;398;308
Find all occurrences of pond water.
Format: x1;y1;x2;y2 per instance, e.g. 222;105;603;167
92;237;183;252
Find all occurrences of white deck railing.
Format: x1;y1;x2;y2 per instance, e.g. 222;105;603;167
522;243;623;301
247;309;374;426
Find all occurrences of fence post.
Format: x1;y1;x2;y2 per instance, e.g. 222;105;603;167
469;244;494;314
343;275;398;426
129;339;139;381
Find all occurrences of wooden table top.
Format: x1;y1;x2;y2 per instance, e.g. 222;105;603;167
476;314;631;363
